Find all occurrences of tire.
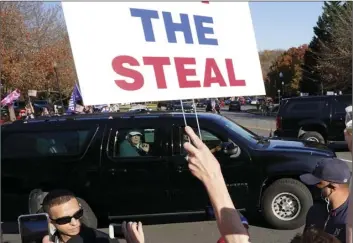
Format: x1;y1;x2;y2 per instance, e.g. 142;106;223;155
261;178;313;230
302;131;325;144
28;189;98;229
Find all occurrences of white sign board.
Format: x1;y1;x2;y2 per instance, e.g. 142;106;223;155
28;90;37;97
62;2;265;105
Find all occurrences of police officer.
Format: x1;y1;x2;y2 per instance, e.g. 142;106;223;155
300;157;351;243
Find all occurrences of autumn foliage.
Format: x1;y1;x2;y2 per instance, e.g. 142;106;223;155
262;45;308;97
258;50;284;81
0;2;76;99
1;2;349;101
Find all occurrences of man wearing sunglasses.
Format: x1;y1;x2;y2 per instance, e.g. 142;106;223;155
300;157;351;243
42;190;118;243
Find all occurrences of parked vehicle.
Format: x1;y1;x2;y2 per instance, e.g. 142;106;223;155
245;97;252;104
274;95;352;146
2;112;335;229
228;101;241;112
224;99;232;105
250;97;264;105
129;104;152;113
167;100;194;112
196;99;208;108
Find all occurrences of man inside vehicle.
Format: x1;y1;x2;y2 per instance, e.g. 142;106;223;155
42;189;118;243
119;130;150;157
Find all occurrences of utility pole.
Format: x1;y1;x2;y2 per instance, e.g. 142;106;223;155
53;62;65;113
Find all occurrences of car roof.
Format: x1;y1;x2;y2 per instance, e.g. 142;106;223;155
2;111;221;128
283;94;351;102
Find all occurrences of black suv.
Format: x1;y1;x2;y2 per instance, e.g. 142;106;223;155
157;101;194;112
274;95;352;145
228;100;241;112
2;112;336;229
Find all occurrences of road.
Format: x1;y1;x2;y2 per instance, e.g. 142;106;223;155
3;107;351;243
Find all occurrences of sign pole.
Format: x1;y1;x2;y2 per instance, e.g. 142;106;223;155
53;62;65;113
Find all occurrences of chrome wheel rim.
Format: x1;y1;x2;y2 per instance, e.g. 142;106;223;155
271;192;301;221
306;137;319;143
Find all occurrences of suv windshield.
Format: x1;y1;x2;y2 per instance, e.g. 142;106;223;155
221;116;260;142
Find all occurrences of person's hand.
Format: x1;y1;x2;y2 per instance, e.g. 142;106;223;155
215;145;222;152
122;221;145;243
141;143;150;152
210;145;222;154
183;126;222;183
344;129;352;152
42;235;53;243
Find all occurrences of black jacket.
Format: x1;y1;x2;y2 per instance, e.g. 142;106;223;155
304;199;349;243
52;225;119;243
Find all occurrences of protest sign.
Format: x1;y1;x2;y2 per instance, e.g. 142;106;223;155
28;90;37;97
62;2;265;105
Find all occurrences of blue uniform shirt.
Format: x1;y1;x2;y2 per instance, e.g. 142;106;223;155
304;198;349;243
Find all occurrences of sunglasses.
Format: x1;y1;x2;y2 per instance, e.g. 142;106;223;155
51;208;84;225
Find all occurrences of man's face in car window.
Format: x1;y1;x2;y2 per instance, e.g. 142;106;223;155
49;198;81;237
130;135;141;146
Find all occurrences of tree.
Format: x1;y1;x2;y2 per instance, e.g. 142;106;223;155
300;1;347;94
0;2;31;93
259;49;284;80
18;2;66;49
0;2;75;100
267;45;308;97
316;1;352;93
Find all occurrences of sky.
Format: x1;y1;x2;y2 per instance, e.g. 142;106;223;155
249;2;324;51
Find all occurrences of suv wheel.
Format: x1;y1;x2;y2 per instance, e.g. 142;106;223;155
261;178;313;230
302;131;325;144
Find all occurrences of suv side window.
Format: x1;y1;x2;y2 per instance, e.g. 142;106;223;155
200;129;221;142
285;100;325;114
2;130;91;159
111;128;165;158
177;127;224;154
333;96;352;114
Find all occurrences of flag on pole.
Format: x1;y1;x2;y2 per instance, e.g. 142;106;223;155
1;89;21;106
66;83;82;113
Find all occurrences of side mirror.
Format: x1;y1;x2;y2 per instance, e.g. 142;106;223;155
222;142;238;155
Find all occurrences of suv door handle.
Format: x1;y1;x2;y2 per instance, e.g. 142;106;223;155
176;166;183;173
108;168;127;174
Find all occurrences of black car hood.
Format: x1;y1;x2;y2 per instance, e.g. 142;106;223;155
262;138;335;156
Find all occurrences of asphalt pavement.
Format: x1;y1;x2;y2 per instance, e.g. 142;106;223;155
2;106;351;243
